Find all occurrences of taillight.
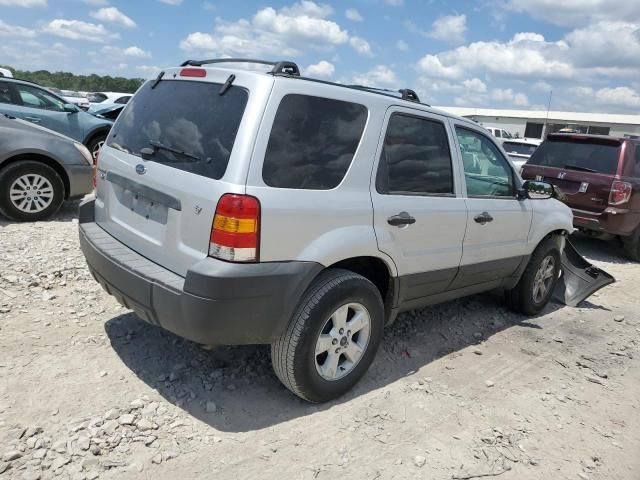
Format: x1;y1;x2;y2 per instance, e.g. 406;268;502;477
209;194;260;262
92;150;99;190
180;68;206;77
609;181;632;206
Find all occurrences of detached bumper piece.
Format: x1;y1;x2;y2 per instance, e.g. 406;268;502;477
553;240;615;307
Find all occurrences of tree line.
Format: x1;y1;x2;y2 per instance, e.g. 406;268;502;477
1;66;144;93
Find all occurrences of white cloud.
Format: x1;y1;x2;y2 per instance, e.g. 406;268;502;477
491;88;529;106
0;0;46;6
43;19;118;43
180;2;360;58
462;78;487;93
396;40;408;51
575;86;640;109
83;0;108;5
90;7;137;28
136;65;164;77
350;36;372;56
0;20;37;38
504;0;640;27
427;14;467;44
352;65;398;87
384;0;403;5
123;46;151;58
416;32;573;80
304;60;335;77
98;45;151;59
565;21;640;71
159;0;183;4
345;8;363;22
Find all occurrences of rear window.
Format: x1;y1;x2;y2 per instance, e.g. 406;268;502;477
107;80;248;180
528;138;621;175
503;141;538;156
262;94;367;189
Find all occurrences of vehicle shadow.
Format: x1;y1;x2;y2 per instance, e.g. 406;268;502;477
0;198;82;226
104;292;571;434
569;232;633;265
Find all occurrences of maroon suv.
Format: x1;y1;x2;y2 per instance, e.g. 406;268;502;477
522;134;640;261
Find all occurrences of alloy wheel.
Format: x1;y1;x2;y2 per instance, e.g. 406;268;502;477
9;174;54;213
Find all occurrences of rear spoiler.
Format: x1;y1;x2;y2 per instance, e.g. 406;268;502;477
553;240;615;307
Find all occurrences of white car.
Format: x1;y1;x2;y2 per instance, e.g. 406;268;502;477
0;68;13;78
87;92;132;113
59;90;90;110
486;127;514;139
502;138;542;170
78;58;613;402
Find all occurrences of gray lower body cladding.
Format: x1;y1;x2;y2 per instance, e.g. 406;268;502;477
78;199;322;345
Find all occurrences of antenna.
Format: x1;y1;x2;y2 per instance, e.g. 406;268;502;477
543;90;553;138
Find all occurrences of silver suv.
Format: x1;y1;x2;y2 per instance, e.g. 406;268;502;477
79;59;612;402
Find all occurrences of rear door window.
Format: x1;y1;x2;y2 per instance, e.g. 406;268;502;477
262;94;367;190
528;138;621;174
376;113;454;195
107;80;248;181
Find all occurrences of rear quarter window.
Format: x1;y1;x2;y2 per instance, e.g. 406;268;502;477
262;94;367;190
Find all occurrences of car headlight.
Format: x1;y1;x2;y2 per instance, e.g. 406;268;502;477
74;142;94;165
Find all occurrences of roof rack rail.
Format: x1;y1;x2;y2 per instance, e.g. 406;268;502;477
180;58;300;76
348;85;423;104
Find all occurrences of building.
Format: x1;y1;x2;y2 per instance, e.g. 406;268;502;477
437;106;640;139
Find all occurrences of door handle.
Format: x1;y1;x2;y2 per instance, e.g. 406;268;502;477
387;211;416;227
474;212;494;225
24;116;41;123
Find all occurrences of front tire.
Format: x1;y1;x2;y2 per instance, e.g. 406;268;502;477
0;161;64;222
271;269;384;403
86;133;107;162
506;237;561;316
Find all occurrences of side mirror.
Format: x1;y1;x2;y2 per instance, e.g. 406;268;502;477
63;103;79;113
521;180;554;200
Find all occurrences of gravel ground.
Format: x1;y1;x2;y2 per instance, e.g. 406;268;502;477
1;200;639;480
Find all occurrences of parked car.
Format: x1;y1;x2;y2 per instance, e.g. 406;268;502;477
0;78;113;160
0;113;93;221
522;134;640;261
91;104;125;121
502;138;541;171
59;90;90;111
485;127;513;139
79;59;613;402
0;68;13;78
87;92;132;113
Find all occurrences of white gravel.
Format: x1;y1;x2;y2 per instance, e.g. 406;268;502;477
1;200;639;479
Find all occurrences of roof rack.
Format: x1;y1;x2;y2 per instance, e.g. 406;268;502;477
348;85;423;104
180;58;300;76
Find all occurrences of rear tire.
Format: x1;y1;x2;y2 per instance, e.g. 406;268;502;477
506;237;561;316
271;269;384;403
622;231;640;262
0;161;64;222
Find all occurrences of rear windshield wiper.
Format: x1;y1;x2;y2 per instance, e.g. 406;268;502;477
563;164;598;173
148;140;204;162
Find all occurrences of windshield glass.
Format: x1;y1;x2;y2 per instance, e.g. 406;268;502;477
106;79;248;180
528;138;621;175
503;142;538;156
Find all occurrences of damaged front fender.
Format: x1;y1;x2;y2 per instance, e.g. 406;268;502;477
553;239;615;307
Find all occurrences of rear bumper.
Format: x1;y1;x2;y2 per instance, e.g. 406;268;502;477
78;199;322;345
66;164;93;200
572;207;640;237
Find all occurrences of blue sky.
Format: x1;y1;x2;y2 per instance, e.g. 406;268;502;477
2;0;640;113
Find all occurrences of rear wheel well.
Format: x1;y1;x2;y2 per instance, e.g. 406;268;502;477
85;128;110;147
0;154;69;199
328;256;393;305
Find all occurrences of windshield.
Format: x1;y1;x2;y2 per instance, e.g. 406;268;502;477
503;142;538;156
528;138;621;175
106;79;248;180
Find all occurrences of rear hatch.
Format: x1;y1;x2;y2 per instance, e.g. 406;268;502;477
522;135;623;213
94;68;271;276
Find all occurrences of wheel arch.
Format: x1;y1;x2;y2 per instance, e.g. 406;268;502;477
0;153;70;199
83;126;111;147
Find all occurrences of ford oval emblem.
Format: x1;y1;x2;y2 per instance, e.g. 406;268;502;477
135;164;146;175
